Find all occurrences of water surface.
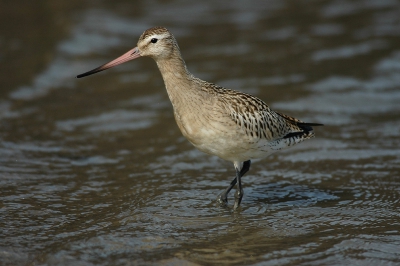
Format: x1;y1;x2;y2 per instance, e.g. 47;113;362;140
1;0;399;265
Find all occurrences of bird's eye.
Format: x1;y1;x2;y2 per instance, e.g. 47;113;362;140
151;38;158;43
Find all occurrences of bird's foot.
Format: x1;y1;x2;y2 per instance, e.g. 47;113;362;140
233;190;243;210
216;193;228;206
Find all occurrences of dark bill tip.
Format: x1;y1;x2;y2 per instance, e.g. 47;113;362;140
76;47;140;79
76;67;105;78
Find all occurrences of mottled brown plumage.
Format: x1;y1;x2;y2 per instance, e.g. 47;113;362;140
77;26;323;210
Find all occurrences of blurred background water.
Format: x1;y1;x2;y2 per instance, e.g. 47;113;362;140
1;0;400;265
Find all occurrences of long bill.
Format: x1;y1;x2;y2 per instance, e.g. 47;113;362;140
77;47;141;78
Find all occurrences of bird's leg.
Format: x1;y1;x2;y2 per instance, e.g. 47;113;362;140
217;160;251;206
233;167;243;210
240;160;251;177
233;160;250;209
217;176;237;206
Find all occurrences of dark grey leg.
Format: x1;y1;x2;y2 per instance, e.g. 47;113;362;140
240;160;251;177
216;176;237;205
233;167;243;210
217;160;251;206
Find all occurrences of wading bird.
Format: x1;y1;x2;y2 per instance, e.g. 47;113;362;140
77;27;323;210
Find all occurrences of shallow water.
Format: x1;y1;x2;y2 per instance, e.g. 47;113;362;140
1;0;400;265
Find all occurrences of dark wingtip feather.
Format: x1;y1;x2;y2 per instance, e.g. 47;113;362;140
300;123;324;126
283;123;323;139
298;122;324;131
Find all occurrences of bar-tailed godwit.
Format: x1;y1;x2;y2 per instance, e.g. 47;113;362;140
78;27;323;210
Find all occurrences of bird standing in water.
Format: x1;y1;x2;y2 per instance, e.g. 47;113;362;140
77;27;323;210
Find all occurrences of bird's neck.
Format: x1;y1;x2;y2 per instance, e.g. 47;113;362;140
155;53;197;107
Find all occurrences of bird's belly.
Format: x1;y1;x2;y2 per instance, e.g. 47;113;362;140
176;114;275;162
